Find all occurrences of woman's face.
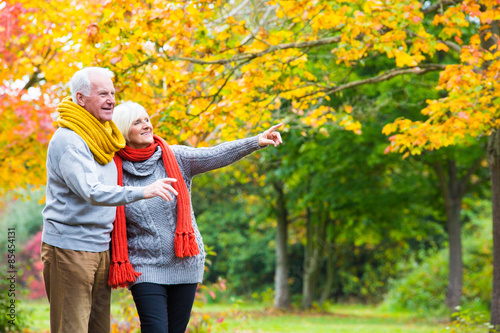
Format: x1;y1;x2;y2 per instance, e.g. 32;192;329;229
127;110;154;149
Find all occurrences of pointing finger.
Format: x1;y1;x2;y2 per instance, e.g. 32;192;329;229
268;123;284;133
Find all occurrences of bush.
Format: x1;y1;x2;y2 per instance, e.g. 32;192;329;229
0;263;32;332
443;307;493;332
383;249;449;315
383;199;492;314
18;231;45;300
0;188;44;252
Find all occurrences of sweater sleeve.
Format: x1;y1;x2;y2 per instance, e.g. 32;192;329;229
59;144;144;206
173;135;265;178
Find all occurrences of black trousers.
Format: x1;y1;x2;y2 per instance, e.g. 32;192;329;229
130;283;198;333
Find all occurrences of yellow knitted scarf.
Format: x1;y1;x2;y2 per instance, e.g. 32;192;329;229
57;96;125;165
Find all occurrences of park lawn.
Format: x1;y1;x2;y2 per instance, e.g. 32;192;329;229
219;315;444;333
20;293;451;333
192;303;449;333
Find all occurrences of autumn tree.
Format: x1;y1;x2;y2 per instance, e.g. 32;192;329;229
380;0;500;328
78;0;450;310
0;0;111;195
2;0;496;314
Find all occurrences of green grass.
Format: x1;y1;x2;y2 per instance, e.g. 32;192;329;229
18;298;49;332
20;292;453;333
192;303;448;333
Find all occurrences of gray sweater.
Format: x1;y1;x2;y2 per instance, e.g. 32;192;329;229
122;136;263;286
42;128;145;252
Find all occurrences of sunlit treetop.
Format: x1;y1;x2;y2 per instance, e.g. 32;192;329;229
1;0;498;193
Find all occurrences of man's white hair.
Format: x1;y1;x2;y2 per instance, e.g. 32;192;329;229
69;67;114;102
112;102;149;142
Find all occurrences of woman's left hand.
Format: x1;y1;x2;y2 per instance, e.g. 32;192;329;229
258;123;284;147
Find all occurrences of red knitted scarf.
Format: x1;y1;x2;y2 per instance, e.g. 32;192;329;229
108;134;199;288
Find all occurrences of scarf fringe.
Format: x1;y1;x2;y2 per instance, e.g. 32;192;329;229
175;232;200;258
108;159;141;288
108;261;142;289
109;135;200;288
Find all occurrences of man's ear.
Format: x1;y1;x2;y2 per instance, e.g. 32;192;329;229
75;92;85;107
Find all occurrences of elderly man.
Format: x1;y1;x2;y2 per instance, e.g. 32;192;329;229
41;67;177;333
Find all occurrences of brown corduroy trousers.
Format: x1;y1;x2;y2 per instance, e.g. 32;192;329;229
41;242;111;333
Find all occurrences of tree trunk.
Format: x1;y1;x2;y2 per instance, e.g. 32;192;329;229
480;16;500;331
433;159;465;311
302;207;326;309
489;131;500;330
319;246;335;305
302;207;316;308
445;161;463;311
273;182;290;309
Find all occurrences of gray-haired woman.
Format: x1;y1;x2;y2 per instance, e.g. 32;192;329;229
111;101;282;333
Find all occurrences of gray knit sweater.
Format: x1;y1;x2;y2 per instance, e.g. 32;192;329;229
122;136;263;286
42;128;144;252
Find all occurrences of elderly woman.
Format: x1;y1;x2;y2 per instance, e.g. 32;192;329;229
110;101;282;333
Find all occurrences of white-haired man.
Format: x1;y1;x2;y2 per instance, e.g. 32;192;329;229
41;67;177;333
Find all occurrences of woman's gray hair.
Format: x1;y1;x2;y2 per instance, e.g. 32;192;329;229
113;102;149;142
69;67;114;102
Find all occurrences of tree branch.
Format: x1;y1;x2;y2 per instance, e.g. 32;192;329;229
121;56;156;74
301;64;447;99
22;47;58;90
442;40;462;53
170;36;341;65
239;4;276;46
406;30;462;53
421;0;465;15
194;59;250;115
214;0;252;24
22;71;41;91
430;161;450;202
462;156;483;185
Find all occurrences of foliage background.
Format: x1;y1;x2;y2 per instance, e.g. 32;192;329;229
1;0;499;331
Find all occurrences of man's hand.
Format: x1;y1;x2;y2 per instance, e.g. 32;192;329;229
143;178;178;201
258;123;284;147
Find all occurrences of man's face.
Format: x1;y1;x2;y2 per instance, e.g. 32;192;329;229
77;74;115;124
